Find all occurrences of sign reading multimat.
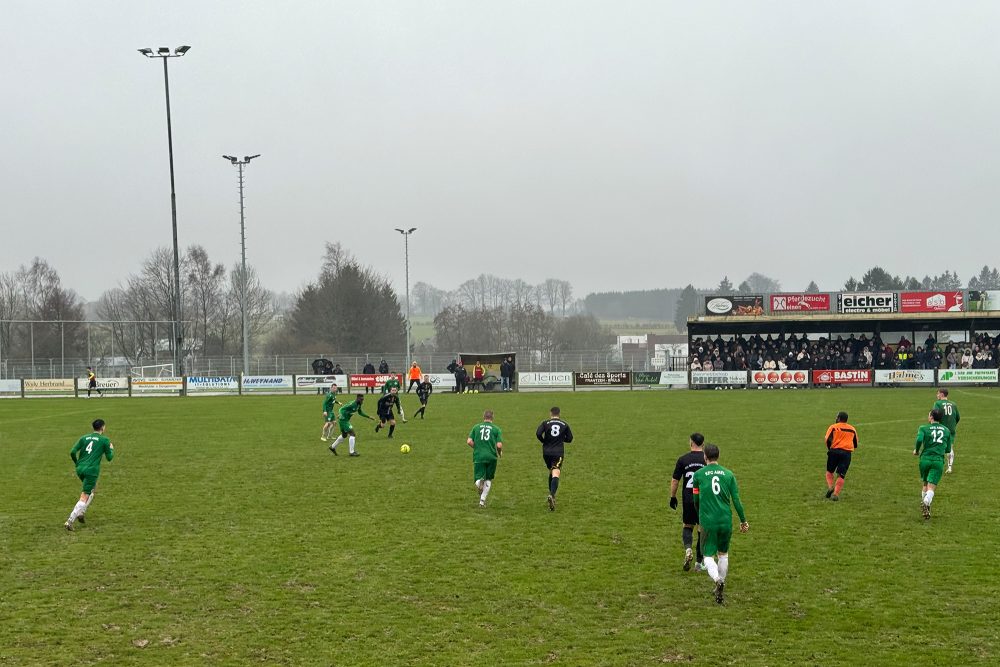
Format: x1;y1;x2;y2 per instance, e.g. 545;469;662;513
837;292;898;314
573;372;630;386
704;295;764;316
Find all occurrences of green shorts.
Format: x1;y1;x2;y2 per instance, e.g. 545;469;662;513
920;458;945;485
77;470;99;495
325;412;336;423
700;523;733;557
474;459;497;481
337;419;353;434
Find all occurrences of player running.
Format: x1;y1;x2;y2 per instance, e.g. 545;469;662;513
467;410;503;508
670;433;707;571
85;367;102;398
380;375;405;421
329;394;375;457
692;444;749;604
413;375;433;419
64;419;115;530
536;407;574;511
320;384;341;442
932;389;960;473
914;409;953;520
375;387;402;438
823;412;858;501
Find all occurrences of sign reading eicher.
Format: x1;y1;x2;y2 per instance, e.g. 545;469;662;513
295;374;349;389
347;374;402;389
574;372;630;386
187;376;239;391
23;379;75;392
242;375;294;390
76;378;129;391
690;371;747;385
517;372;574;388
838;292;898;314
632;371;688;386
874;369;936;384
704;295;764;316
938;369;999;384
900;291;964;313
132;377;183;392
968;290;1000;312
770;294;831;312
812;369;872;385
750;370;809;385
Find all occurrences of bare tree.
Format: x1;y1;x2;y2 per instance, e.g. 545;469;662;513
557;280;573;316
186;246;226;355
321;241;352;278
541;278;561;313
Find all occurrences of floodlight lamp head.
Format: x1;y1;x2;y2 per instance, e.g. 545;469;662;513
138;48;153;56
395;228;405;234
222;155;237;163
408;227;417;233
175;45;191;55
246;154;260;161
157;47;171;54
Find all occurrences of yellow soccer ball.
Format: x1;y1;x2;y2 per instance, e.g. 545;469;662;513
400;444;411;454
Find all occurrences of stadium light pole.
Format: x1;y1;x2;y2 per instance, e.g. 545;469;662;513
222;154;261;376
138;45;191;377
395;227;417;372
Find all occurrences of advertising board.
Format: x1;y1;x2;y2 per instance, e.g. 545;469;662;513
424;373;457;389
517;372;574;388
968;290;1000;312
704;295;764;316
23;379;75;393
187;376;240;391
690;371;747;386
346;374;401;389
937;369;999;384
749;370;810;385
131;377;184;392
632;371;688;386
873;369;936;384
0;379;22;393
812;369;873;385
837;292;898;314
769;294;831;312
76;378;129;391
574;372;630;386
899;292;964;313
242;375;294;390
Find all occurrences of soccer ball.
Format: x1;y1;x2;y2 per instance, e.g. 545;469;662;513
400;444;411;454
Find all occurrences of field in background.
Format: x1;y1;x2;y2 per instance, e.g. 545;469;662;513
601;319;679;336
1;389;997;665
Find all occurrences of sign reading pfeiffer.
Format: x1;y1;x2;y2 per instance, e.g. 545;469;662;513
837;292;898;314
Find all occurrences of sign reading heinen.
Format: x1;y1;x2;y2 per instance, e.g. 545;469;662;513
517;372;573;388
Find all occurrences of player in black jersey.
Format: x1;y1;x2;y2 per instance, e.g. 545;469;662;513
536;406;574;511
413;376;433;419
670;433;707;572
374;388;402;438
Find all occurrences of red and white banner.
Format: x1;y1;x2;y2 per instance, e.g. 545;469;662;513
812;369;872;385
900;291;965;313
349;373;404;389
750;370;810;385
769;294;831;312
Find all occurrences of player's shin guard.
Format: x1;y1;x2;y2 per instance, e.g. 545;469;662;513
682;526;693;549
480;480;492;503
84;491;95;510
331;435;344;449
549;475;559;496
718;554;729;582
68;500;87;523
348;436;356;454
834;477;845;496
388;424;395;437
703;556;720;582
924;489;935;505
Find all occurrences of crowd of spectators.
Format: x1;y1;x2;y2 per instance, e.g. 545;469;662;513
689;332;999;371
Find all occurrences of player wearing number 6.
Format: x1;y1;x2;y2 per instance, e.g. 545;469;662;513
536;407;574;511
914;409;953;520
932;389;960;473
691;444;748;604
467;410;503;508
64;419;115;530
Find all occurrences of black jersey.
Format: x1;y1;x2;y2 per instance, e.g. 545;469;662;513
415;382;433;401
536;418;574;457
377;393;400;414
672;451;707;501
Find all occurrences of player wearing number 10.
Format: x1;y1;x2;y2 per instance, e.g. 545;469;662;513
64;419;115;530
467;410;503;508
914;409;953;520
932;389;960;473
691;444;749;604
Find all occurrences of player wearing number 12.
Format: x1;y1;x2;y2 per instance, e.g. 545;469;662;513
467;410;503;508
932;389;960;473
64;419;115;530
914;409;953;520
691;444;749;604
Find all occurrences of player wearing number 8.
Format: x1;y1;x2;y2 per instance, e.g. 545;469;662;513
467;410;503;508
64;419;115;530
914;409;953;520
536;407;574;511
691;444;748;604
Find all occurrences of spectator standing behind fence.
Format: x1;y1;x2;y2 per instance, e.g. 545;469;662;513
456;362;469;393
499;357;512;392
333;363;344;376
362;361;376;393
378;358;389;374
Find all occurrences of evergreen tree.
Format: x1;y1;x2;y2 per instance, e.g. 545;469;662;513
673;285;700;332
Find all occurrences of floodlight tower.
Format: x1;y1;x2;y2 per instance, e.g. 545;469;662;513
395;227;417;372
222;154;261;376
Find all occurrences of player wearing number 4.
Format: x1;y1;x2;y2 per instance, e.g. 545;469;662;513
467;410;503;508
932;389;960;473
670;433;706;572
914;409;953;520
536;407;574;511
64;419;115;530
691;444;749;604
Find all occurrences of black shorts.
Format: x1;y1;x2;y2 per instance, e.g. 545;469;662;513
89;380;97;388
378;410;394;422
682;497;699;525
826;449;852;477
417;396;429;405
543;454;564;470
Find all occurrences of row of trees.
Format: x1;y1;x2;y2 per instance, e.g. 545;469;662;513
432;305;611;355
0;259;87;359
411;276;576;318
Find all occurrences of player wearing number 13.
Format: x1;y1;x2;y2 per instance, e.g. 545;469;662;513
467;410;503;508
692;444;748;604
64;419;115;530
914;409;952;520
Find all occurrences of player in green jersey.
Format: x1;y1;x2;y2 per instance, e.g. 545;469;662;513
466;410;503;508
380;377;406;421
320;384;341;442
932;389;960;473
329;394;374;456
913;409;953;520
64;419;115;530
691;444;749;604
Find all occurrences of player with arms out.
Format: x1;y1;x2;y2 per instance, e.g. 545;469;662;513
932;389;960;473
374;387;402;438
329;394;375;457
380;375;405;421
670;433;706;571
692;444;749;604
914;409;953;520
413;375;433;419
320;383;341;442
64;419;115;530
536;407;574;511
823;412;858;501
467;410;503;508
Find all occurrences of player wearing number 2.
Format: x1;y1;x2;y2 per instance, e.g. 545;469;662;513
670;433;706;572
64;419;115;530
932;389;960;473
914;409;953;520
536;407;574;511
691;444;749;604
467;410;503;508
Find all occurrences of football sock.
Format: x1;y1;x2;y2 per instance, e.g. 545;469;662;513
388;424;395;437
476;479;483;491
696;533;703;562
375;424;381;432
703;556;720;582
348;436;356;454
948;451;954;467
331;435;344;449
718;554;729;582
549;476;559;496
924;490;935;505
834;477;845;496
68;500;87;523
480;480;492;502
85;491;95;509
682;526;694;549
825;471;835;489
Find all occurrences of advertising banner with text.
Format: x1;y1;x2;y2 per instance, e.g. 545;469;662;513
838;292;898;314
23;378;75;393
749;370;810;385
812;369;872;385
574;372;630;386
937;369;999;384
187;376;239;391
690;371;748;386
704;295;765;316
874;369;936;385
242;376;294;391
632;371;688;386
76;378;129;391
346;374;402;389
900;291;964;313
424;373;457;389
517;372;574;388
132;377;183;392
769;294;831;312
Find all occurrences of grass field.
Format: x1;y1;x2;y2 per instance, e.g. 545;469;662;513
2;388;999;666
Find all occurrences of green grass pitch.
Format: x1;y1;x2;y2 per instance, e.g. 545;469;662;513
2;388;999;665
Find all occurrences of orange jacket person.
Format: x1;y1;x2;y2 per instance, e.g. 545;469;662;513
407;362;422;393
824;411;858;501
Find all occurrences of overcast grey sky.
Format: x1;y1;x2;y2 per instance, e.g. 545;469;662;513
3;1;1000;302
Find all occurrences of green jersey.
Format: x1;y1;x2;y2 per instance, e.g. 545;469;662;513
914;423;953;460
468;421;502;463
322;392;340;414
70;432;114;475
338;400;370;422
692;463;746;527
932;399;960;435
381;378;401;394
